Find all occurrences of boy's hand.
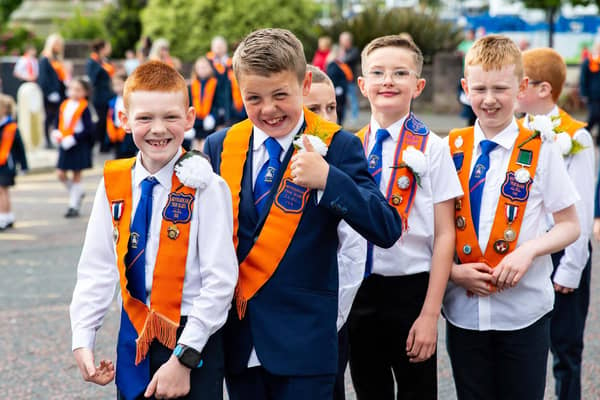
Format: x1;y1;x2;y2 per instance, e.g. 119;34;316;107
73;347;115;386
492;243;536;291
290;135;329;190
144;355;191;399
593;219;600;242
406;313;438;363
553;282;575;294
450;262;494;296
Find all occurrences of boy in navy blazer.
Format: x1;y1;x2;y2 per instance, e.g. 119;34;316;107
204;28;402;399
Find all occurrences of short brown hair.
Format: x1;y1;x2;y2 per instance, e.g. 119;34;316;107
307;64;333;86
233;28;306;83
123;60;188;109
522;48;566;102
361;35;424;76
465;34;523;79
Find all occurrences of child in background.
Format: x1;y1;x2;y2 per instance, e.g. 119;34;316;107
325;46;352;125
0;94;28;230
51;77;95;218
107;73;137;159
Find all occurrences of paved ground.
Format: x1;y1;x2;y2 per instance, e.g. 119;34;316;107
1;113;599;399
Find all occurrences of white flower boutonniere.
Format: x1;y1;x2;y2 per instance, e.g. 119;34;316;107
174;150;213;190
520;115;587;156
293;134;328;156
391;146;427;188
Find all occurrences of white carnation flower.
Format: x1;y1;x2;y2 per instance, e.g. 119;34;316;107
401;146;427;176
555;132;573;155
531;115;555;142
293;134;328;156
175;154;213;189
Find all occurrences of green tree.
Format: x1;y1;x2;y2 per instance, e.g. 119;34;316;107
141;0;320;61
101;0;145;57
0;0;22;23
59;8;108;40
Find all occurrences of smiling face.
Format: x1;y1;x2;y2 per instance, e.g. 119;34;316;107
358;46;425;125
463;64;526;137
304;81;337;123
238;69;310;138
119;90;195;173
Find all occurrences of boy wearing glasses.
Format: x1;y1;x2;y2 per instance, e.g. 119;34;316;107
348;35;462;399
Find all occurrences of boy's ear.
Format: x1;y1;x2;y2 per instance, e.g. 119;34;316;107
301;70;312;96
460;77;469;96
412;77;426;99
518;76;528;96
185;106;196;130
118;110;130;132
357;76;367;97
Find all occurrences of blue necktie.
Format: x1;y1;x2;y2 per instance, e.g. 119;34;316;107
116;176;158;400
469;140;497;236
365;129;390;277
254;137;282;214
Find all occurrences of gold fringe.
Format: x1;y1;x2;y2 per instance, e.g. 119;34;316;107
135;310;179;365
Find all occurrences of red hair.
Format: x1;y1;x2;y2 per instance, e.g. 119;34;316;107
123;60;188;109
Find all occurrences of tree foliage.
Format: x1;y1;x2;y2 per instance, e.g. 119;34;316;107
101;0;145;57
59;8;107;41
141;0;320;61
0;0;22;23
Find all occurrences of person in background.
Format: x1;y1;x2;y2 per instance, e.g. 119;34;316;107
13;45;39;84
123;49;140;76
149;38;181;71
312;36;332;72
579;41;600;145
325;46;351;125
339;32;361;126
106;73;137;159
38;33;66;149
86;39;115;153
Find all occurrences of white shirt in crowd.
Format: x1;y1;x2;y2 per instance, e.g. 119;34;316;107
443;118;579;331
366;115;463;276
70;148;239;353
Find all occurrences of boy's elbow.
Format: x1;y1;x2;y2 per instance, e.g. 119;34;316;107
376;211;403;249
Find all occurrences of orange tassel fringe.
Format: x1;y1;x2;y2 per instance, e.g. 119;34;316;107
135;310;179;365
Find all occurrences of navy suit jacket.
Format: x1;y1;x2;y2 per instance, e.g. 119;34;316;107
86;57;114;107
204;122;402;376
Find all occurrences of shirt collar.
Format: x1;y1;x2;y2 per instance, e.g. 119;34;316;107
369;113;409;143
474;118;519;151
134;147;183;190
253;111;305;153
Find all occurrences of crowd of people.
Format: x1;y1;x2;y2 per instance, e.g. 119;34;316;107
0;27;598;400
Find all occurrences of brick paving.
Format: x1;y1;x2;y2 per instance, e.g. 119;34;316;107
1;129;598;399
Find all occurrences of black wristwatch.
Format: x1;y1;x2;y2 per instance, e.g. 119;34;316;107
173;344;203;369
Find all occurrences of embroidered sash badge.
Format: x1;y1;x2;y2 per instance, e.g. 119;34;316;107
275;178;309;214
452;152;464;171
501;172;532;202
162;192;194;224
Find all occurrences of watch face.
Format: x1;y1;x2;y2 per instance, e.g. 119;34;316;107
178;345;202;369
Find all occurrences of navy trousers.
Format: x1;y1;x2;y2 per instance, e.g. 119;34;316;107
550;248;591;400
446;312;551;400
333;323;349;400
226;366;335;400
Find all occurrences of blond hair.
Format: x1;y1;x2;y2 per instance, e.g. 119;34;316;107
307;64;333;86
233;28;306;83
0;94;16;119
361;35;424;76
123;61;188;110
42;33;64;60
522;48;566;102
465;34;523;78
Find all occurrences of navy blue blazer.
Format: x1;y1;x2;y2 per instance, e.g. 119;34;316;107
204;122;402;376
86;57;114;107
37;57;66;104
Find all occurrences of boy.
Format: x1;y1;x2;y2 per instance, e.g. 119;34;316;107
516;47;594;400
69;61;238;400
348;35;462;400
444;35;580;400
203;28;402;399
304;64;366;400
106;72;138;159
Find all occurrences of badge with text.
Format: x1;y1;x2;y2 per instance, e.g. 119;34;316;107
162;192;194;224
275;178;309;214
501;171;532;202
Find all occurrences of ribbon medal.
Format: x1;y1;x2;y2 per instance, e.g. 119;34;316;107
504;204;519;242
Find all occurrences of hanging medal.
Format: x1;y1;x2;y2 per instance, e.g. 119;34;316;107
504;204;518;242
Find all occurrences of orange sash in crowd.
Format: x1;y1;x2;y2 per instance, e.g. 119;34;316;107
336;61;354;82
106;107;126;143
227;69;244;112
220;108;340;319
448;123;542;271
58;100;88;138
191;77;217;119
557;108;587;137
206;52;231;75
91;52;116;77
50;59;66;82
104;155;195;364
356;114;429;232
589;57;600;73
0;122;17;165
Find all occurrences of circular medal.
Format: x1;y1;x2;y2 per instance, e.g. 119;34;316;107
397;175;411;190
167;224;180;240
455;199;463;211
391;194;403;205
454;136;464;149
514;167;531;184
456;216;466;230
493;239;509;254
463;244;472;255
113;226;119;243
503;227;517;242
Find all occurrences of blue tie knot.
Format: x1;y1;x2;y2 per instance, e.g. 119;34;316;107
375;128;390;144
479;140;498;156
140;176;159;198
264;137;282;161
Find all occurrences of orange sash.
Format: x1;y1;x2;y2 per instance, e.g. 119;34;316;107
0;122;17;165
206;52;231;75
356;114;429;232
58;100;88;138
50;59;66;82
336;61;354;82
449;123;542;270
104;155;195;364
557;108;587;137
106;107;126;142
191;78;217;120
91;52;115;77
220;108;340;318
228;69;244;112
589;57;600;73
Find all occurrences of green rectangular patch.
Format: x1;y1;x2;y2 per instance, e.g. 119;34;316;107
517;149;533;166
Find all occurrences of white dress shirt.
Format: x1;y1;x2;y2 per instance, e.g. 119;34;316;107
113;96;125;128
367;115;463;276
70;149;238;353
443;118;579;331
62;100;85;133
525;107;594;289
13;55;39;81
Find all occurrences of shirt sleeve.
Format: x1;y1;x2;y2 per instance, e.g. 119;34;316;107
554;129;594;288
70;179;120;351
430;135;463;204
336;221;366;330
177;175;238;352
541;141;579;215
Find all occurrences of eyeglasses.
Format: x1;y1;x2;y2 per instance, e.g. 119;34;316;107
365;69;419;84
528;80;543;86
